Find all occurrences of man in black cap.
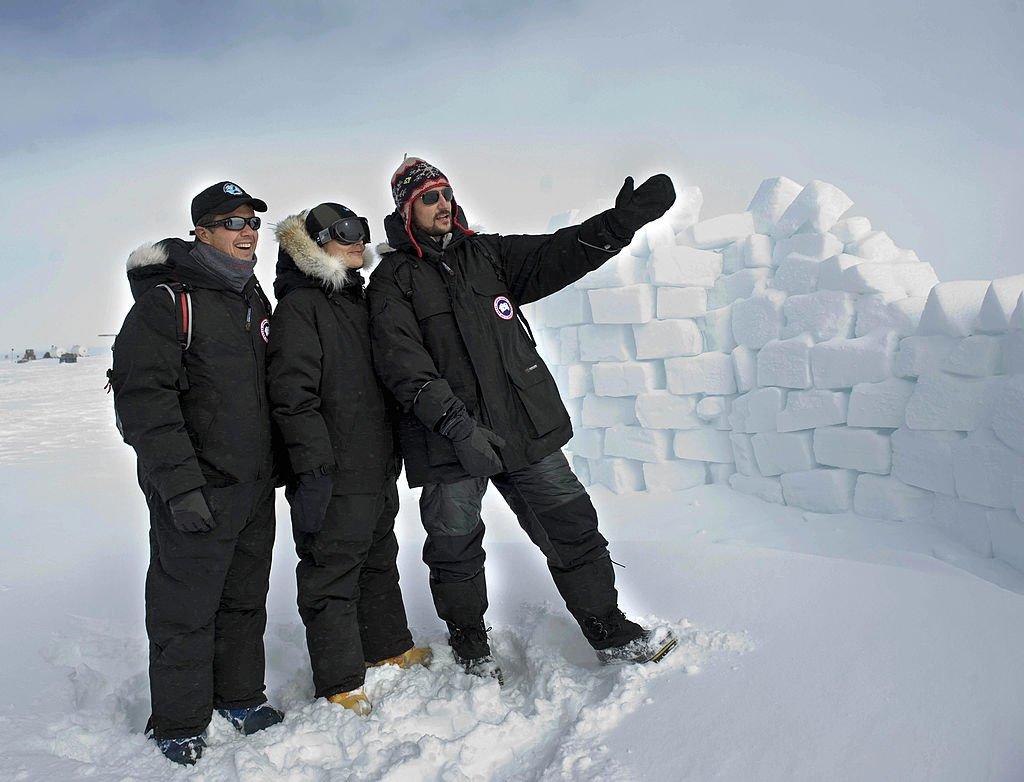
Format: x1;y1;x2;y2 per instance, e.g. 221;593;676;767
109;181;283;766
368;158;678;684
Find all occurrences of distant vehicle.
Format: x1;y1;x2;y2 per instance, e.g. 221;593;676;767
59;353;78;364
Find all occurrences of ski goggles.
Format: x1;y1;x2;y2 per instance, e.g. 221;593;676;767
420;187;453;206
315;216;371;246
195;216;262;232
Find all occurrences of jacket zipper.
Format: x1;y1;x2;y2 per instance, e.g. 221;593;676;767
244;292;268;479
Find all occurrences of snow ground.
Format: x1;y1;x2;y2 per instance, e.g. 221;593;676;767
1;357;1022;781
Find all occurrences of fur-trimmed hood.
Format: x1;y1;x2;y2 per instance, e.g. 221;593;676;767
274;213;373;299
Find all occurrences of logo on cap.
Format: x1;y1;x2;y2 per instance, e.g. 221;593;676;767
223;183;243;196
493;296;514;320
259;318;270;343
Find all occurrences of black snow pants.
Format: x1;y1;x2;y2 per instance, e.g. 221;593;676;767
144;478;275;740
293;479;414;698
419;450;621;648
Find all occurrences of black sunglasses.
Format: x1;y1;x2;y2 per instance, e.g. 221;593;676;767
197;216;262;232
420;187;453;206
316;216;371;246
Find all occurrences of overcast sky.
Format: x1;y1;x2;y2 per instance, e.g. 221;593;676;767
1;0;1021;348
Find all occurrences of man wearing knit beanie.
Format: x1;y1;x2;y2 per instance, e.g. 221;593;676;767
368;156;678;682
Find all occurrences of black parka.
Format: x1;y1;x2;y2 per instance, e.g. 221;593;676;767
267;215;397;495
367;205;631;487
110;239;276;500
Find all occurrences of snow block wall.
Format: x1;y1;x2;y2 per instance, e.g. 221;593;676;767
527;178;1024;573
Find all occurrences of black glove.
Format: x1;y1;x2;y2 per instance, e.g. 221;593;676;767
167;489;215;533
606;174;676;238
437;400;506;478
287;469;334;534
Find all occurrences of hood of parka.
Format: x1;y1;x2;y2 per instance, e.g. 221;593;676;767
126;238;261;301
273;212;371;300
382;203;474;259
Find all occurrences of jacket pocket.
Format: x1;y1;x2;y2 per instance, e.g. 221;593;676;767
507;361;565;437
412;290;453;321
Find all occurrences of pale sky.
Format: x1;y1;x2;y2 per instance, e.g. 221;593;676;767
1;0;1021;348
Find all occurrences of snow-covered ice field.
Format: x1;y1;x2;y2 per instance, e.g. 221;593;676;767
1;357;1023;781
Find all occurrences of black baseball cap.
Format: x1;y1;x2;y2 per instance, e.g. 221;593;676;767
191;181;268;226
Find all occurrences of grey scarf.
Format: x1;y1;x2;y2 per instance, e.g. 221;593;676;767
191;241;257;293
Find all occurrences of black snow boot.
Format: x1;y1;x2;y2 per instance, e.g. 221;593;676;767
447;621;504;686
154;734;206;766
590;618;679;665
217;703;284;735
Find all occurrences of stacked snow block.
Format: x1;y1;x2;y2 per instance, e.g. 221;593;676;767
531;177;1024;574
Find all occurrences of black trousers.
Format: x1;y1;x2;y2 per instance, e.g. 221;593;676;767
419;450;620;645
144;478;275;740
294;479;413;698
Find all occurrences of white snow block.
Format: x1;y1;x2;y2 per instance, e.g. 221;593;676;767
592;361;665;397
729;474;785;504
730;433;759;476
735;234;775;268
976;275;1024;333
738;387;786;433
732;290;787;349
844;230;900;262
991;375;1024;456
566;428;604;460
581;394;637;428
603;425;674;462
752;431;816;476
817;254;863;291
709;463;736;484
811;330;897;389
589;457;645;494
721;241;744;274
578;324;635;362
772;180;853;238
642;215;678;254
847;378;916;428
575;251;646;289
635;391;701;430
650;245;722;287
749;177;802;235
831;217;872;243
633;319;703;360
891;263;939;298
643;460;707;492
572;455;591;487
556;364;592;399
952;428;1024;509
732;346;758;393
688;212;756;249
941;335;1003;377
986;510;1024;572
1005;330;1024;376
813;426;891;474
673;428;735;463
772;232;845;266
708;268;772;308
701;305;737;353
588;285;656;324
773;254;822;295
776;390;849;432
917;281;991;337
853;474;933;522
664;185;705;234
696;395;732;422
558;327;581;365
747;176;803;235
855;295;925;339
891;428;963;496
656;287;707;319
541;288;592;328
757;334;814;389
840;263;903;295
930;496;994;558
666;352;737;395
894;335;959;378
783;290;857;342
904;372;998;431
566;397;583;430
781;468;857;512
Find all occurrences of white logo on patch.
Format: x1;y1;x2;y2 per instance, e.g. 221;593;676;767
493;296;514;320
259;318;270;343
223;182;243;196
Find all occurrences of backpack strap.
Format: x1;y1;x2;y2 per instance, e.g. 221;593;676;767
157;282;192;351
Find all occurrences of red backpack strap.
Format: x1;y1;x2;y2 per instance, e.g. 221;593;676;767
156;282;192;351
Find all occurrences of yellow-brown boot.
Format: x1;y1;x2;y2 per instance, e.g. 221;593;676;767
326;688;371;716
367;646;433;670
